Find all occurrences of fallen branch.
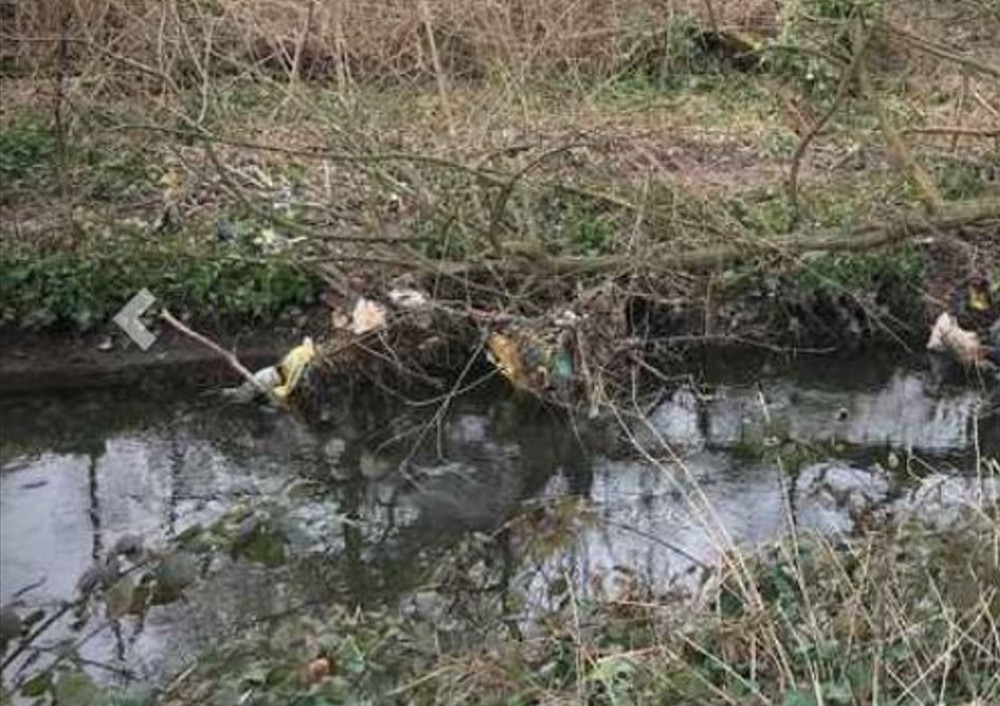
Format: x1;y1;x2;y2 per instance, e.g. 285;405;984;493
159;309;268;393
112;123;643;214
884;22;1000;80
323;197;1000;277
536;197;1000;275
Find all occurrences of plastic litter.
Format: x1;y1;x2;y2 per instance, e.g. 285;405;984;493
350;298;388;335
388;287;428;309
926;312;987;367
222;337;316;405
272;337;316;401
487;333;527;388
551;349;574;382
487;331;574;390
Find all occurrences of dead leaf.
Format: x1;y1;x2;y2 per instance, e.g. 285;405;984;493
305;657;331;683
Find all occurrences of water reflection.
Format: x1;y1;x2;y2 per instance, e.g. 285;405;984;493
647;367;991;454
0;362;995;684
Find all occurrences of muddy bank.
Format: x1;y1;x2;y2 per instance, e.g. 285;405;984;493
0;330;293;394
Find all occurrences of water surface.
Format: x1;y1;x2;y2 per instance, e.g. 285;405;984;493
1;356;996;686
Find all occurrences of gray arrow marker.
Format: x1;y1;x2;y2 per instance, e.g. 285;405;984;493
113;288;158;350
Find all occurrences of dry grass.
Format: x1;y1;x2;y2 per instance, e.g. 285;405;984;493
4;1;997;113
1;0;997;382
6;0;778;84
406;424;1000;705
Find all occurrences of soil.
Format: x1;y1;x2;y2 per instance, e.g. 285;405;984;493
0;328;297;394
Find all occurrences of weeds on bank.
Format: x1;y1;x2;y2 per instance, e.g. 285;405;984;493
0;243;318;331
409;490;999;706
0;1;994;347
167;478;999;705
0;118;57;189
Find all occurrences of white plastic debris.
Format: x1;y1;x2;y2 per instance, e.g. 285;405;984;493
350;298;388;335
388;287;428;309
222;365;281;403
254;227;306;254
553;310;580;328
926;312;983;367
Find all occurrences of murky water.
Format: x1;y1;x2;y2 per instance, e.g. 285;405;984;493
1;356;997;687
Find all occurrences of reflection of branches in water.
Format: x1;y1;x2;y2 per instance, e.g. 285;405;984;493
341;468;369;605
597;519;710;572
496;528;523;641
86;447;104;561
11;619;114;690
24;643;134;679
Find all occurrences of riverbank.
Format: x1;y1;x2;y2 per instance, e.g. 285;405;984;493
0;330;297;393
2;1;999;704
2;1;998;407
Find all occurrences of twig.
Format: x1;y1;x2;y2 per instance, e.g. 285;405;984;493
787;16;871;221
885;22;1000;80
111;123;643;213
900;126;1000;138
290;1;315;92
600;518;712;570
418;0;455;138
13;620;113;689
856;19;943;213
159;309;268;393
24;645;135;678
485;141;589;254
161;662;199;699
703;0;719;32
972;89;1000;121
951;75;969;152
2;557;157;675
1;600;78;671
380;197;1000;277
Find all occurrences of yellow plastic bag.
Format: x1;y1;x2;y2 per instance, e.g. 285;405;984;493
272;337;316;402
487;333;527;389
